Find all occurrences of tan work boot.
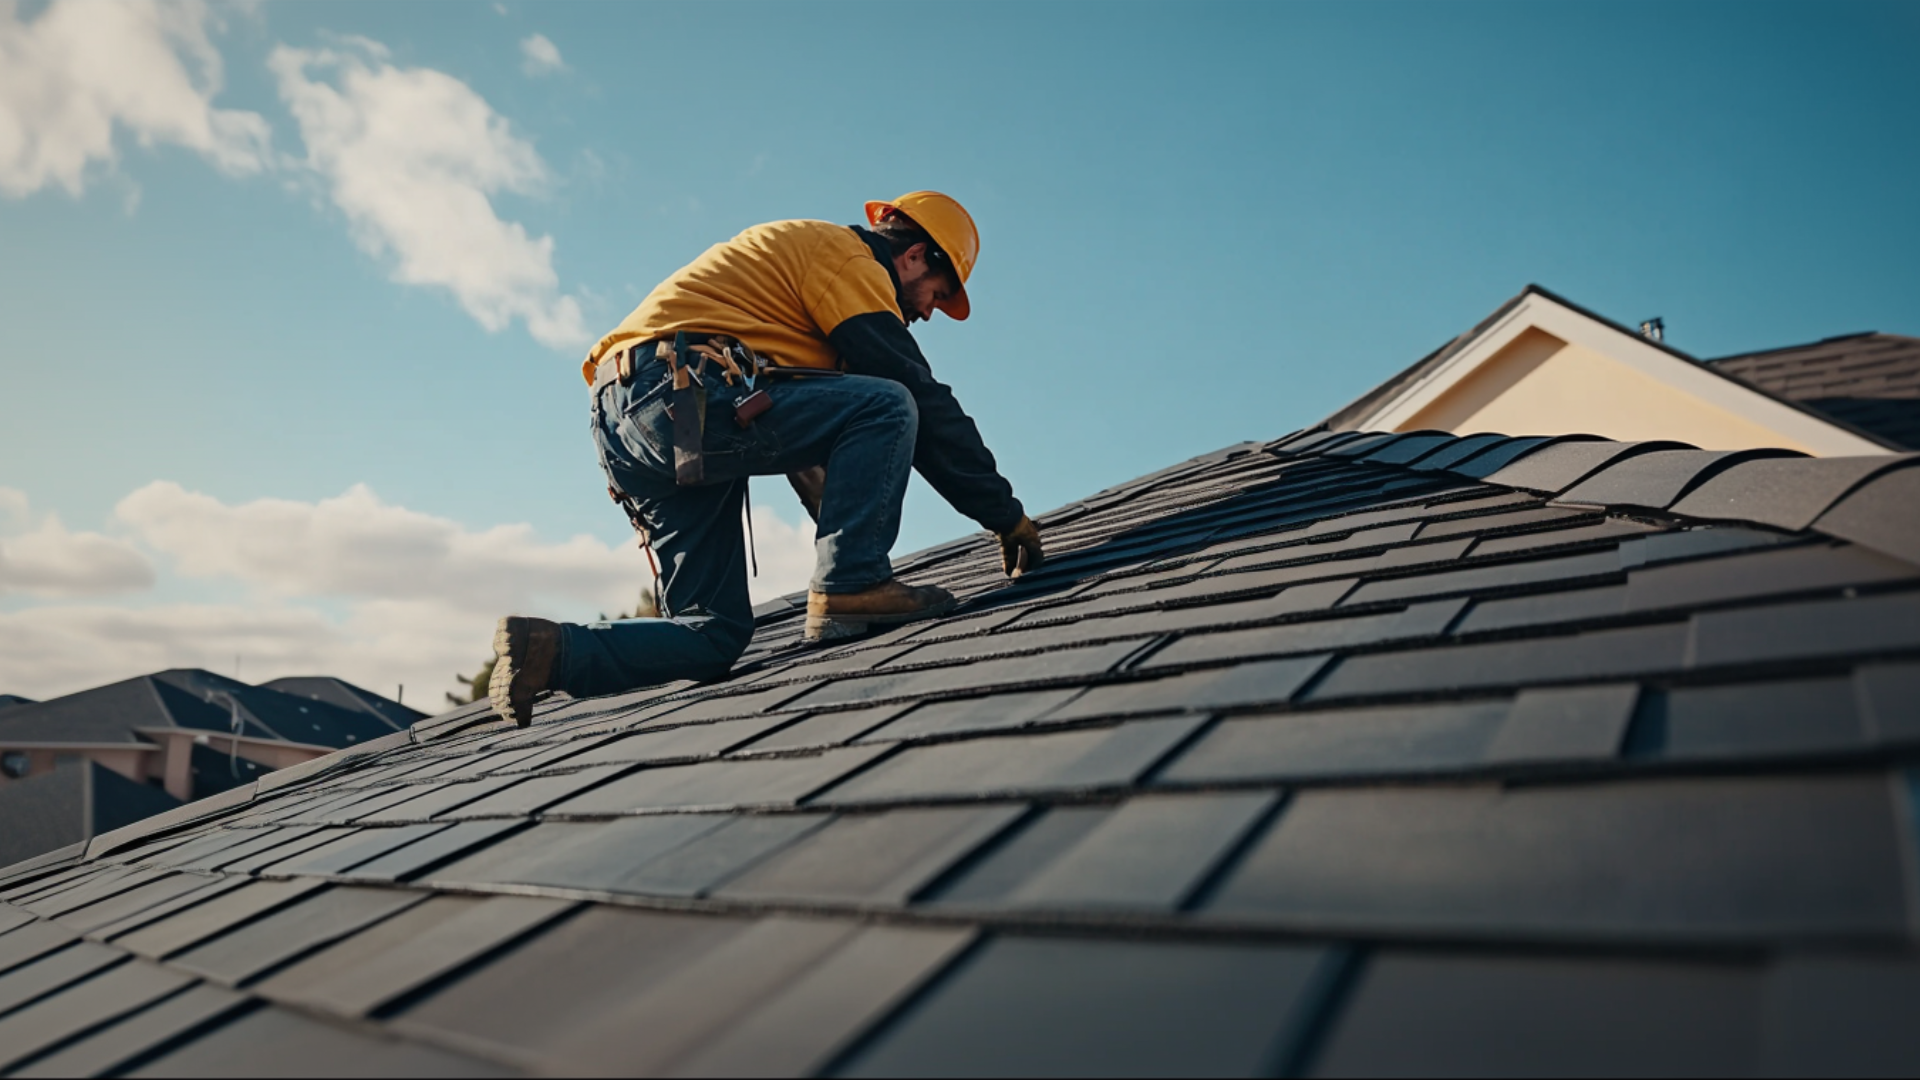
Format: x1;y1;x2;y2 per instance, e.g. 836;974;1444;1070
805;580;957;643
490;615;560;727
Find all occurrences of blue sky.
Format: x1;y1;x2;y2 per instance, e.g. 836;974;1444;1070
1;0;1915;701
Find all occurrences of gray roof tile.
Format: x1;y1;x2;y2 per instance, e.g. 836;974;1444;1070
1146;602;1464;671
1689;589;1920;669
1159;701;1510;784
1207;772;1908;939
130;1003;511;1077
0;921;75;976
1483;684;1639;764
838;937;1340;1078
1761;954;1920;1075
10;981;246;1079
1670;455;1919;531
856;690;1083;742
1312;951;1761;1076
547;745;892;816
1559;449;1805;509
734;705;911;753
112;879;327;961
1812;465;1920;566
0;958;192;1073
999;793;1276;911
661;924;975;1078
0;942;123;1015
787;640;1147;709
1406;432;1509;471
253;894;571;1016
716;806;1025;905
1484;440;1693;494
818;718;1206;805
259;824;449;877
388;907;757;1062
920;807;1109;907
1310;622;1688;700
1625;677;1866;762
51;873;220;935
1055;656;1331;719
168;886;426;986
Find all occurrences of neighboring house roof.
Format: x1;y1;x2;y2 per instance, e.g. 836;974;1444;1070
0;695;35;710
0;760;178;870
0;671;408;749
261;677;425;729
1327;286;1899;455
4;428;1920;1075
1710;332;1920;450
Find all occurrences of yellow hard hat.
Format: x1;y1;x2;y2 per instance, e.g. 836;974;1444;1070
865;190;979;321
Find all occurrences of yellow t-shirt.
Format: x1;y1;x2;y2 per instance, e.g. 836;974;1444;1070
581;219;902;384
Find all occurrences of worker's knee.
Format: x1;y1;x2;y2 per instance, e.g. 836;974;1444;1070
865;379;918;431
683;617;752;682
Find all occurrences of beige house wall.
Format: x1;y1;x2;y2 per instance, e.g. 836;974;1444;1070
1400;328;1825;454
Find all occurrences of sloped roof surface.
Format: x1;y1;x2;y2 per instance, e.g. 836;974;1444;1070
1711;333;1920;450
0;761;179;870
4;428;1920;1076
0;696;35;710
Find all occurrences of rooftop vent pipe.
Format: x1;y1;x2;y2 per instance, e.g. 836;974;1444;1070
1639;318;1665;342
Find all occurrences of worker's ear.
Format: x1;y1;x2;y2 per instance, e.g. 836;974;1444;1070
893;241;929;279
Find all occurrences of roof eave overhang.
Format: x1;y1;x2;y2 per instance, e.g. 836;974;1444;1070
1334;286;1895;457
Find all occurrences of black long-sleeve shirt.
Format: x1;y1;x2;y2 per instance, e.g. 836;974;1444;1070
828;227;1024;533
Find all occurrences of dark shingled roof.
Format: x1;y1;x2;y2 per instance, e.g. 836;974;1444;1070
0;761;179;870
0;695;36;710
4;428;1920;1076
260;678;426;731
0;671;410;749
1711;333;1920;451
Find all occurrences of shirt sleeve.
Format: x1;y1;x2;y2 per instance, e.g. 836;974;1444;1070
804;254;902;338
828;310;1026;533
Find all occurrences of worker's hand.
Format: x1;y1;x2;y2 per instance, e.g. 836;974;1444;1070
998;516;1044;578
787;467;826;524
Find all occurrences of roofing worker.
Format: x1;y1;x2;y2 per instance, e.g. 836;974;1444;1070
488;192;1044;725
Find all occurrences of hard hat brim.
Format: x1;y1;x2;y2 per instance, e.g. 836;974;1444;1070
865;199;972;322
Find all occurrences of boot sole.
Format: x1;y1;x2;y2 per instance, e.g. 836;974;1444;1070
489;617;536;727
803;596;957;643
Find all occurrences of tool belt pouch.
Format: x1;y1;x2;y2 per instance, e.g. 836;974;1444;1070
669;332;707;486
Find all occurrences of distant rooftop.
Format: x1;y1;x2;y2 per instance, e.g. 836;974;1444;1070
0;672;424;869
1711;332;1920;450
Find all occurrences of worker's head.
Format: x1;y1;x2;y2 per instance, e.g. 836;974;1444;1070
865;191;978;323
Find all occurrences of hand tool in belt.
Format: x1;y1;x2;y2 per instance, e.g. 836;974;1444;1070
667;332;708;485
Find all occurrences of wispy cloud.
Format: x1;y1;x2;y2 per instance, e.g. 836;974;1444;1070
0;0;272;197
519;33;565;77
271;38;589;349
0;489;154;598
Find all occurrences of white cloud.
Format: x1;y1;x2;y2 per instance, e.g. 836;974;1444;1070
0;599;475;707
0;489;154;598
0;480;817;702
519;33;564;77
115;480;642;614
269;39;588;349
0;0;272;197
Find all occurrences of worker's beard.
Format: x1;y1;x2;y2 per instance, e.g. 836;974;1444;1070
896;284;927;324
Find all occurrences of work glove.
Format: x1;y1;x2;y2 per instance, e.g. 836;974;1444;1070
998;515;1044;578
787;466;827;524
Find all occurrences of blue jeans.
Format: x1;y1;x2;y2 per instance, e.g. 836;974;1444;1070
556;354;919;695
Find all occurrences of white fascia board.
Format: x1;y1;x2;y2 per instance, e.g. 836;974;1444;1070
1360;293;1889;456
